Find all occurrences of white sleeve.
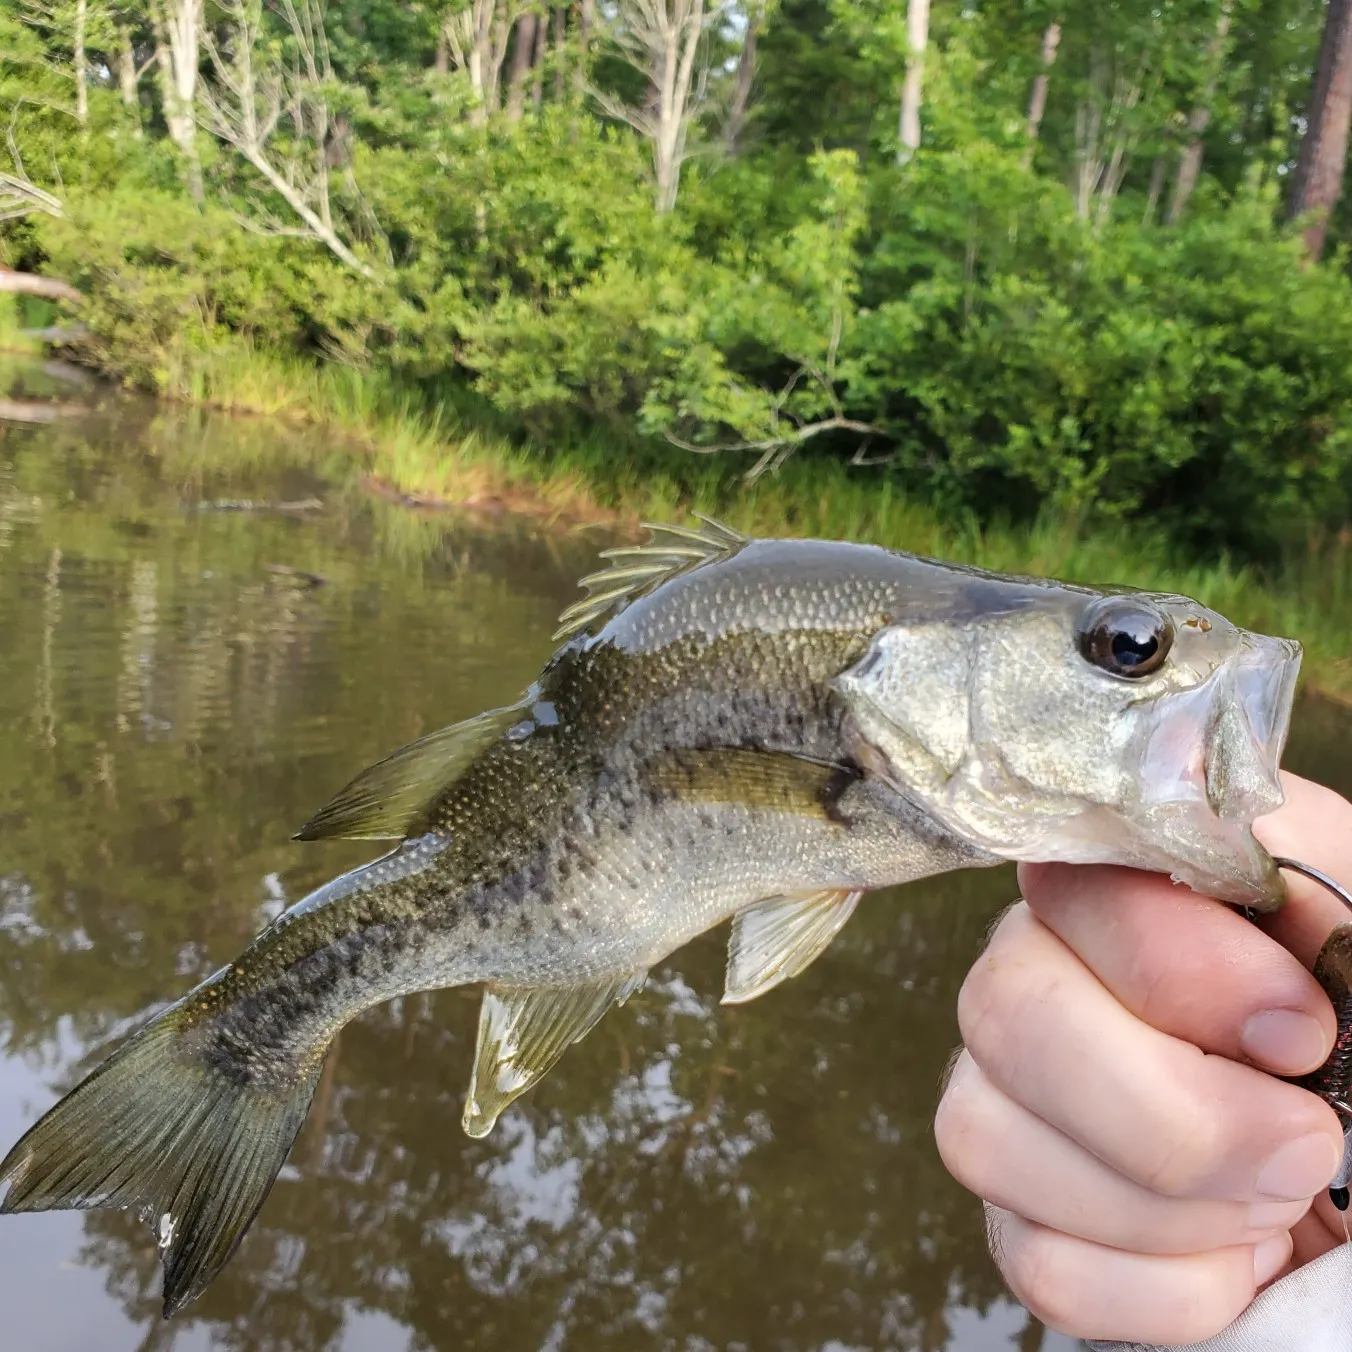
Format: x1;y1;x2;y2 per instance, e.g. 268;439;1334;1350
1088;1242;1352;1352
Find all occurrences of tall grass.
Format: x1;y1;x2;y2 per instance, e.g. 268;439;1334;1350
82;334;1352;702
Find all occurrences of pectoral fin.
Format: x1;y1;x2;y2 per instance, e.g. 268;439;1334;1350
462;973;647;1138
723;888;863;1005
295;703;523;841
646;748;851;817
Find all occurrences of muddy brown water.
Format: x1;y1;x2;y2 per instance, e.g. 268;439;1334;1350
0;370;1349;1352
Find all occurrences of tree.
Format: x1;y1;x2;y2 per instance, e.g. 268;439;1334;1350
440;0;521;125
149;0;203;197
589;0;724;212
896;0;928;164
504;11;538;119
1166;0;1233;225
111;3;155;127
725;0;766;155
1023;19;1061;167
1289;0;1352;258
14;0;104;125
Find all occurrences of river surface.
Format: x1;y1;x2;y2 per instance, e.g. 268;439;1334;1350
0;364;1349;1352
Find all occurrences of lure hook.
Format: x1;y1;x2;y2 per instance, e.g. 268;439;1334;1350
1275;857;1352;916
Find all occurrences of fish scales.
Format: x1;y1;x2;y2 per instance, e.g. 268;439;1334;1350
0;521;1305;1316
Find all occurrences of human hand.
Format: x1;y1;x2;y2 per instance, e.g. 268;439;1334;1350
934;772;1352;1344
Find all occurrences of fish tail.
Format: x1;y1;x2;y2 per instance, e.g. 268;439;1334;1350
0;1001;323;1317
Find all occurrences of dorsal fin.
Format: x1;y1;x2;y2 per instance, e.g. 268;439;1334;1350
294;703;523;841
552;514;747;641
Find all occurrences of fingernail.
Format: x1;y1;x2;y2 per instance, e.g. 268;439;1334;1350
1255;1133;1340;1200
1253;1233;1291;1287
1239;1009;1329;1074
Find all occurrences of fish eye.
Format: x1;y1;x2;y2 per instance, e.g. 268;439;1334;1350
1077;599;1174;679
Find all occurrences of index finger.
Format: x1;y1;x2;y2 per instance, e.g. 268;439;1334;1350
1019;773;1352;1078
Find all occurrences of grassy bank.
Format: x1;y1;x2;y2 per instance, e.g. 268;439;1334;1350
7;324;1352;702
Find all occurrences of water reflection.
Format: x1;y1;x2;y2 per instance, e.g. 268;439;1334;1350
0;377;1344;1351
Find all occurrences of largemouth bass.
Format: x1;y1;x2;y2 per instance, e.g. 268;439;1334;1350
0;518;1302;1315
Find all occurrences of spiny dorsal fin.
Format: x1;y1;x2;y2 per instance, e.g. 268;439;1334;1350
294;703;524;841
462;973;647;1138
552;513;748;641
723;888;862;1005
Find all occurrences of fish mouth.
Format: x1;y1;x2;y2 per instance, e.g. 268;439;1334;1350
1203;632;1302;823
1128;628;1301;909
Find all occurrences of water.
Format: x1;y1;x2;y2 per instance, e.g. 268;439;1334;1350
0;371;1349;1352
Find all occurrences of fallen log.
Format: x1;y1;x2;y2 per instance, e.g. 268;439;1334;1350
0;398;88;424
0;270;81;305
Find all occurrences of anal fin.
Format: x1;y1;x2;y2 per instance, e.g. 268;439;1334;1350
722;889;862;1005
462;973;646;1138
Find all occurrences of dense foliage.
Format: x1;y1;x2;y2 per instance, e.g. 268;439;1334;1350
3;0;1352;555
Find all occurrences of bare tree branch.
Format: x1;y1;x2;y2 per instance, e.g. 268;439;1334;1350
666;416;886;483
0;100;65;220
198;0;375;276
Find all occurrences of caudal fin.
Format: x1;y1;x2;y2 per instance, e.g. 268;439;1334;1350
0;1004;322;1316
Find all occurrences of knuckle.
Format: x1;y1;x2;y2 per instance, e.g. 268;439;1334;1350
956;920;1036;1065
996;1221;1084;1333
1133;1085;1223;1198
934;1061;998;1197
957;937;1068;1089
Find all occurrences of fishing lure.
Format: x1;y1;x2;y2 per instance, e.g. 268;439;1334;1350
1277;858;1352;1211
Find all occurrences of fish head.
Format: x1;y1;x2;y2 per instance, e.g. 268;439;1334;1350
833;585;1302;909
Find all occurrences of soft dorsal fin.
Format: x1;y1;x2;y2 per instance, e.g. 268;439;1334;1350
552;514;747;641
462;973;647;1138
722;888;862;1005
294;703;523;841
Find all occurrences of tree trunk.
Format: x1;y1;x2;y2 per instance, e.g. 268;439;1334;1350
1143;153;1167;223
151;0;204;201
574;0;593;101
505;14;538;119
73;0;88;124
531;11;548;104
1166;0;1232;225
652;0;704;211
897;0;930;165
553;7;567;99
115;22;140;116
725;5;760;155
487;7;509;113
1290;0;1352;259
435;19;450;74
1073;96;1101;221
1022;20;1061;168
